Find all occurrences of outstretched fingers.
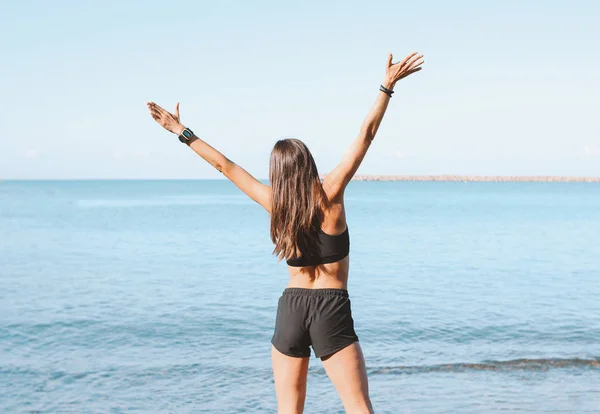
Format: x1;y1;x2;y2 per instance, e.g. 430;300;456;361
147;101;168;115
398;52;419;69
407;58;424;72
401;53;424;71
147;101;167;121
398;66;422;80
146;101;183;135
148;108;162;121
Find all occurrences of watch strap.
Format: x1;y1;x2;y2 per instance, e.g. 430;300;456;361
178;127;194;143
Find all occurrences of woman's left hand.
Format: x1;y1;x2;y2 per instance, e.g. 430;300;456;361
146;101;185;135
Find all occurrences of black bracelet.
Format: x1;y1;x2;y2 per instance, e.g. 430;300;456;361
379;85;394;97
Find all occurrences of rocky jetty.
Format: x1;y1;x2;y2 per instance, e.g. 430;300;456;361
343;175;600;182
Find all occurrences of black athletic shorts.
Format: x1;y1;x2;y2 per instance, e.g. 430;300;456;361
271;288;359;359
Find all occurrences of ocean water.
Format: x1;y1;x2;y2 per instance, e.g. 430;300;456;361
1;180;599;413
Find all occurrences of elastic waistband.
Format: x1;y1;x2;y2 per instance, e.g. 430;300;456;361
282;288;349;298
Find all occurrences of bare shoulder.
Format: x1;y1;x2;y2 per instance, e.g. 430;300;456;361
322;171;345;204
320;183;348;234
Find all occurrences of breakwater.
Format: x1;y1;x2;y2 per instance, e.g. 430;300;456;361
348;175;600;182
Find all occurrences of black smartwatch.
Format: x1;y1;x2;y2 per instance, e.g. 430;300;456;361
178;127;194;143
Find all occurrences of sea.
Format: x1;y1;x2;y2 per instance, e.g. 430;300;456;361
1;180;599;413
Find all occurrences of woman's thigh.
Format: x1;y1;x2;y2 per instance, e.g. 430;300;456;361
321;342;373;413
271;345;310;414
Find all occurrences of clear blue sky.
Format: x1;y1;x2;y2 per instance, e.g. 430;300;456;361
1;0;599;179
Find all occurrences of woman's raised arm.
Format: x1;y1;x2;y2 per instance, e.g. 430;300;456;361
147;102;271;213
322;52;424;203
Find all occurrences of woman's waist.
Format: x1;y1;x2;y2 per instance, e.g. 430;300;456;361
285;273;348;290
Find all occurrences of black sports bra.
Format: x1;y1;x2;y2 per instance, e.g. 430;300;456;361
286;227;350;267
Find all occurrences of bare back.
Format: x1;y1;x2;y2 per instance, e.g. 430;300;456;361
286;185;350;290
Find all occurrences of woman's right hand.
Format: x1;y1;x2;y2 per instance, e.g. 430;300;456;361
383;52;424;89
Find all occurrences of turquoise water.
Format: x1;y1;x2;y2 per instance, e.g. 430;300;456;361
1;180;599;413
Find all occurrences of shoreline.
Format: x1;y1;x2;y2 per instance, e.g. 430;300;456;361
347;175;600;182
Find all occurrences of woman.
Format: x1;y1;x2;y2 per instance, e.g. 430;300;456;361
147;52;424;414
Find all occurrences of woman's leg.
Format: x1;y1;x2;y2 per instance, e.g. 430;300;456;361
271;345;310;414
321;342;373;414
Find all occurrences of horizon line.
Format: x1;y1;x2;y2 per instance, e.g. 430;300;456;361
2;175;600;183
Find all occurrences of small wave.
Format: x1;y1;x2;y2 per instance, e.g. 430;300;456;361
370;357;600;375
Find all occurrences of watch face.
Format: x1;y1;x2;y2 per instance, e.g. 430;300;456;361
182;129;192;139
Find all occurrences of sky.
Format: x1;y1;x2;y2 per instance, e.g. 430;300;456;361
1;0;599;179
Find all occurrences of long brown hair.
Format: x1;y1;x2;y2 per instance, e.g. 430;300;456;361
269;138;327;262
